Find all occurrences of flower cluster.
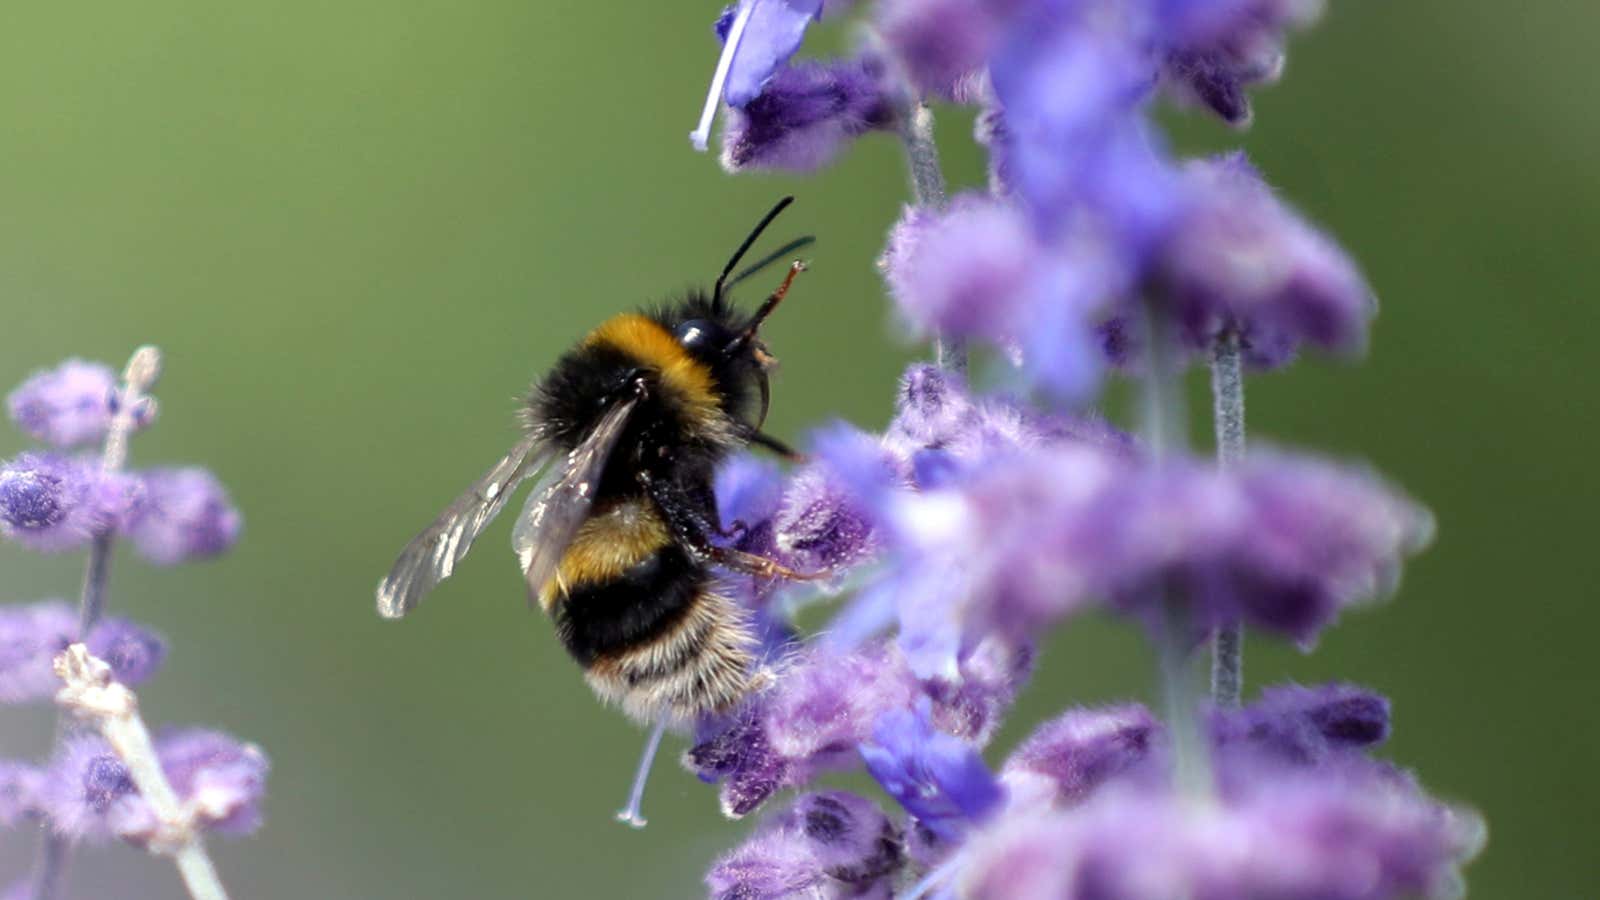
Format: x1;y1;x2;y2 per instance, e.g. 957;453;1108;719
678;1;1481;898
2;352;263;898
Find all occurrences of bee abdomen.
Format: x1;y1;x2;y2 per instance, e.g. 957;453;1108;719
550;543;756;723
585;589;756;724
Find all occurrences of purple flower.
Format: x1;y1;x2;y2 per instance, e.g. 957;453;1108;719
988;2;1180;246
87;617;168;692
687;638;1025;817
40;731;268;844
958;766;1482;900
721;57;901;172
706;791;902;899
6;360;123;448
874;0;1015;99
718;0;823;109
1153;153;1376;366
847;444;1431;656
0;453;103;552
881;194;1040;341
114;729;269;839
1214;682;1391;770
0;761;44;826
41;735;138;842
125;466;242;564
692;0;859;151
861;702;1002;841
999;704;1158;808
772;449;884;575
1159;0;1325;125
0;601;166;703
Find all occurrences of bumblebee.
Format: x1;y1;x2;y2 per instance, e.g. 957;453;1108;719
376;197;815;725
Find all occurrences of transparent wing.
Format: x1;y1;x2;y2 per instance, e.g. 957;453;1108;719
513;394;641;604
377;432;552;619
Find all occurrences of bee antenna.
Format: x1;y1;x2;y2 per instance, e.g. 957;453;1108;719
725;235;816;291
714;196;795;305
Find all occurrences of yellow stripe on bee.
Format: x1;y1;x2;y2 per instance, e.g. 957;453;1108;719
585;314;720;419
538;499;672;610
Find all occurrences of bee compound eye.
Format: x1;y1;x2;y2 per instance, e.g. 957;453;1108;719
673;318;721;352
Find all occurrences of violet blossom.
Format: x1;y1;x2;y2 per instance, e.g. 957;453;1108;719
6;359;133;449
676;1;1480;896
0;453;105;553
956;769;1481;900
706;790;903;899
125;466;243;565
2;351;262;899
721;56;903;173
33;731;267;846
1158;0;1325;125
0;601;166;704
687;636;1026;818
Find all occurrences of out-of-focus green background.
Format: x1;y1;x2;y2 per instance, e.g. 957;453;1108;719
0;2;1593;897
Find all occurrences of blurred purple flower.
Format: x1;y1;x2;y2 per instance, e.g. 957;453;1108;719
0;761;44;826
988;1;1180;246
881;194;1040;341
840;444;1431;658
41;730;267;845
1214;682;1391;770
0;453;103;552
111;729;270;839
125;466;242;564
1152;152;1375;367
721;57;901;172
1159;0;1325;125
958;765;1483;900
874;0;1016;99
706;790;902;899
6;360;125;449
0;601;166;704
41;734;138;842
860;702;1002;841
1000;704;1158;808
878;196;1128;400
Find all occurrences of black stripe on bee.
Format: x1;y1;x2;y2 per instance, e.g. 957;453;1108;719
550;543;708;667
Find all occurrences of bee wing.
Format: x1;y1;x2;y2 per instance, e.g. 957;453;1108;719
513;393;641;604
377;432;553;619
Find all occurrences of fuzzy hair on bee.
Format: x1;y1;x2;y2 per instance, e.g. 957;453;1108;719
376;196;818;727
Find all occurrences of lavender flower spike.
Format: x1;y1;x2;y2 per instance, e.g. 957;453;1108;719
52;644;234;899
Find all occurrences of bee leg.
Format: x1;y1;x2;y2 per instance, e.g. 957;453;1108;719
745;430;807;463
708;545;827;582
639;469;825;581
